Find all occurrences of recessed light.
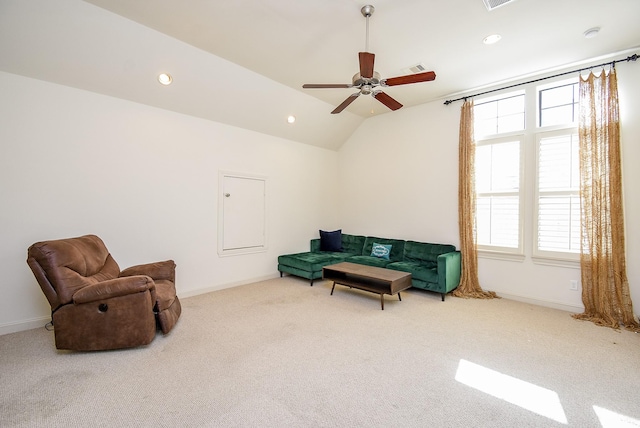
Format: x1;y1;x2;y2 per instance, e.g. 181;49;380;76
287;115;296;124
158;73;173;85
483;34;502;45
583;27;600;39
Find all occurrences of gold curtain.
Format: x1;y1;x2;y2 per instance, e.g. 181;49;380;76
572;68;639;331
453;100;498;299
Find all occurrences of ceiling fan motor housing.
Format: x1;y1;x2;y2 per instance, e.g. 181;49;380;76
352;71;380;89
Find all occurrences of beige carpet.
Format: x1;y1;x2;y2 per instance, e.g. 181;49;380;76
1;276;639;427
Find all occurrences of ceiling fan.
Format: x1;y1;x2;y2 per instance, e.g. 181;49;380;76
302;4;436;114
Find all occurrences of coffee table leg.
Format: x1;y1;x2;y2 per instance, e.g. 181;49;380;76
398;292;402;301
330;282;335;295
380;294;384;310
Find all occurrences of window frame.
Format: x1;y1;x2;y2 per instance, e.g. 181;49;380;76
472;78;584;266
474;90;526;139
531;77;581;266
475;133;526;260
538;80;579;128
532;129;581;265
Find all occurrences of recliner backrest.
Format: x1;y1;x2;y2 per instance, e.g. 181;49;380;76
27;235;120;306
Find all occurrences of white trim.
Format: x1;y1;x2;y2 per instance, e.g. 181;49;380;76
1;274;284;336
478;249;525;262
0;316;50;336
531;256;580;269
498;293;584;313
178;273;280;299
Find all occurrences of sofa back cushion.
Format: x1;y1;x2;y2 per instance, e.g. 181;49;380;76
403;241;456;267
311;233;365;254
341;234;366;254
362;237;405;262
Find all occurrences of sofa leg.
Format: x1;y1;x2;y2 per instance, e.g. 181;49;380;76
279;271;283;277
310;279;314;287
441;293;445;302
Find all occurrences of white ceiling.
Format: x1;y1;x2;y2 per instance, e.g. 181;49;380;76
1;0;639;149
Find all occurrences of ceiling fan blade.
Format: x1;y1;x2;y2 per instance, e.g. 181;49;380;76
373;91;403;111
382;71;436;86
359;52;375;79
303;83;352;89
331;93;361;114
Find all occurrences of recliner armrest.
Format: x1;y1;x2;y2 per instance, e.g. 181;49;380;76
73;276;155;304
120;260;176;282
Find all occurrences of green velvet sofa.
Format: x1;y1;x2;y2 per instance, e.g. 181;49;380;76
277;233;461;301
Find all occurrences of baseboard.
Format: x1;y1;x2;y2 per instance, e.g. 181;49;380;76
0;316;50;336
1;274;281;336
497;292;584;313
0;278;586;336
178;273;281;299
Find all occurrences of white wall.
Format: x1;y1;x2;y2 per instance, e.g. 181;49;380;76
338;64;640;315
617;63;640;315
0;71;340;333
337;99;461;244
2;64;639;334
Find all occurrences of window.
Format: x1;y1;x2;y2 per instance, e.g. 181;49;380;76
474;91;525;255
476;138;522;251
472;79;580;263
535;78;580;262
474;92;525;138
539;82;578;127
535;132;580;256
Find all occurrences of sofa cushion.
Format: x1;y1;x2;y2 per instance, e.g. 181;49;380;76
278;251;347;272
319;229;342;251
387;261;438;283
345;255;392;268
370;243;392;260
403;241;456;268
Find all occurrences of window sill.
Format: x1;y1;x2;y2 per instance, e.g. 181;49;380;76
531;256;580;269
478;250;525;262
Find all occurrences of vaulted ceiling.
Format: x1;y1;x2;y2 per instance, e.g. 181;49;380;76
1;0;639;149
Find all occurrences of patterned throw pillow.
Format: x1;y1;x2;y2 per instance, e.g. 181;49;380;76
370;243;392;260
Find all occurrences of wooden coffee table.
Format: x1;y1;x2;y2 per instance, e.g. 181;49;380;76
322;262;412;310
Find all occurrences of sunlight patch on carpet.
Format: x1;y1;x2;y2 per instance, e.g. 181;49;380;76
594;405;640;427
455;359;567;424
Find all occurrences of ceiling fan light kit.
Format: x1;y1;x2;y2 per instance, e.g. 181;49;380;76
302;4;436;114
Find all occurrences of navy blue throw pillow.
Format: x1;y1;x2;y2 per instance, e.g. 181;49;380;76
319;229;343;252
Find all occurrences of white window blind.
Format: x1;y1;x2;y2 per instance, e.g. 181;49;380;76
476;140;521;249
536;132;580;254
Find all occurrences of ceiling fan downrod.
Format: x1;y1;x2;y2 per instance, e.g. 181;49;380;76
361;5;375;53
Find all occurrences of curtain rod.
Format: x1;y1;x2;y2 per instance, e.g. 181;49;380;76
443;53;639;105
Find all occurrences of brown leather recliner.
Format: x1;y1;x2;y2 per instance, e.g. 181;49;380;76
27;234;181;351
